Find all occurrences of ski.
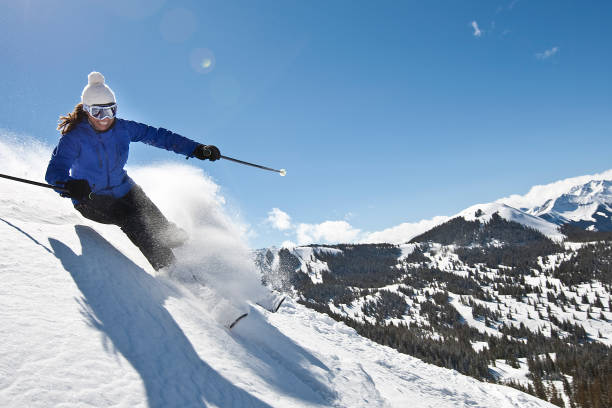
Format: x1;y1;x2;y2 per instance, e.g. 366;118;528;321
228;313;248;329
256;295;286;313
272;295;286;313
229;296;285;329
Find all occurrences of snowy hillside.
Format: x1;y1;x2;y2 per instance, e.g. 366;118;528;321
261;242;612;347
454;203;565;241
0;137;553;407
258;231;612;406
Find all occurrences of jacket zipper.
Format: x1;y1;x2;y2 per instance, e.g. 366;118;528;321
97;134;111;190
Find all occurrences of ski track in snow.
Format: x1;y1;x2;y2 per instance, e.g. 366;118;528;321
0;140;554;407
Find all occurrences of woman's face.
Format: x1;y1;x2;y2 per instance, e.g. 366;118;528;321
87;114;114;132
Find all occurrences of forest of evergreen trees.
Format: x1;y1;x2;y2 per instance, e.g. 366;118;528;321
554;242;612;286
257;214;612;407
410;212;559;247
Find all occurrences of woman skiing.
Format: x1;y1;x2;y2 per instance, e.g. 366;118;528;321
46;71;219;271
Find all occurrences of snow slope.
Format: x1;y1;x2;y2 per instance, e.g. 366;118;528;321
0;136;553;407
455;202;565;241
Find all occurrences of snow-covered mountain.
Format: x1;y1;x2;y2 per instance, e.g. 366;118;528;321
498;173;612;230
453;202;565;241
376;172;612;244
517;180;612;232
0;138;552;407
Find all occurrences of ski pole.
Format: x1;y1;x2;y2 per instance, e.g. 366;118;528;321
0;173;69;192
191;147;286;176
220;155;286;176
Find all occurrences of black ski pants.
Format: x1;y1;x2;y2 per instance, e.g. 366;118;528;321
74;185;175;270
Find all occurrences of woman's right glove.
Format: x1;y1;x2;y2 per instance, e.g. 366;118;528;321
193;144;221;161
60;179;92;200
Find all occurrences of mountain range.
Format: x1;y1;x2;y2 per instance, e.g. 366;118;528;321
257;173;612;408
361;171;612;245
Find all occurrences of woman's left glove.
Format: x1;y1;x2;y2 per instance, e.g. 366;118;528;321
193;144;221;161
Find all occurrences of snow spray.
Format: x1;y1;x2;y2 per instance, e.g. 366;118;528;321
128;163;272;322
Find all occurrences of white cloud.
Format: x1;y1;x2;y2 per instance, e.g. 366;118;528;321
281;215;449;247
471;21;482;37
536;46;559;60
266;208;292;230
296;221;361;245
360;216;450;244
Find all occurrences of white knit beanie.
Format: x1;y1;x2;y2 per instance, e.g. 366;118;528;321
81;72;116;106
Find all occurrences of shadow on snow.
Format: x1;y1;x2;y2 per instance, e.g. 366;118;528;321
49;225;272;408
44;225;338;407
231;306;338;404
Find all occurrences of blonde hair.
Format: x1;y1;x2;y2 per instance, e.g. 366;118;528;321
57;103;87;135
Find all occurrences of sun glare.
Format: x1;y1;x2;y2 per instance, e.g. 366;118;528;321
190;48;215;74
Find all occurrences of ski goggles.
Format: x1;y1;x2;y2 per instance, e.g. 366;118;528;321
83;103;117;120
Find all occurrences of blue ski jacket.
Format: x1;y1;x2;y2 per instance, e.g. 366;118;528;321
45;118;200;201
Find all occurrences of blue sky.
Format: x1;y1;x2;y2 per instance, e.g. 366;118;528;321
1;0;611;248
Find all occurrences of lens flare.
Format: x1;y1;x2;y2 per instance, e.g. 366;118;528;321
190;48;215;74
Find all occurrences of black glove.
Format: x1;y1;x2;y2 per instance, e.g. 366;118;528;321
192;144;221;161
60;179;92;200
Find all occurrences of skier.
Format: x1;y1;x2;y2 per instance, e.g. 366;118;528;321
45;71;219;271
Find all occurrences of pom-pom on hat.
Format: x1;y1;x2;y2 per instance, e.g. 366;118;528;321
81;72;116;106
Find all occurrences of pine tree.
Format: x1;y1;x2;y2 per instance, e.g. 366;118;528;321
533;373;548;401
562;376;572;399
548;383;565;407
527;382;535;396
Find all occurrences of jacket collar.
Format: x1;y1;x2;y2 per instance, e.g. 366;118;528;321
78;117;118;135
